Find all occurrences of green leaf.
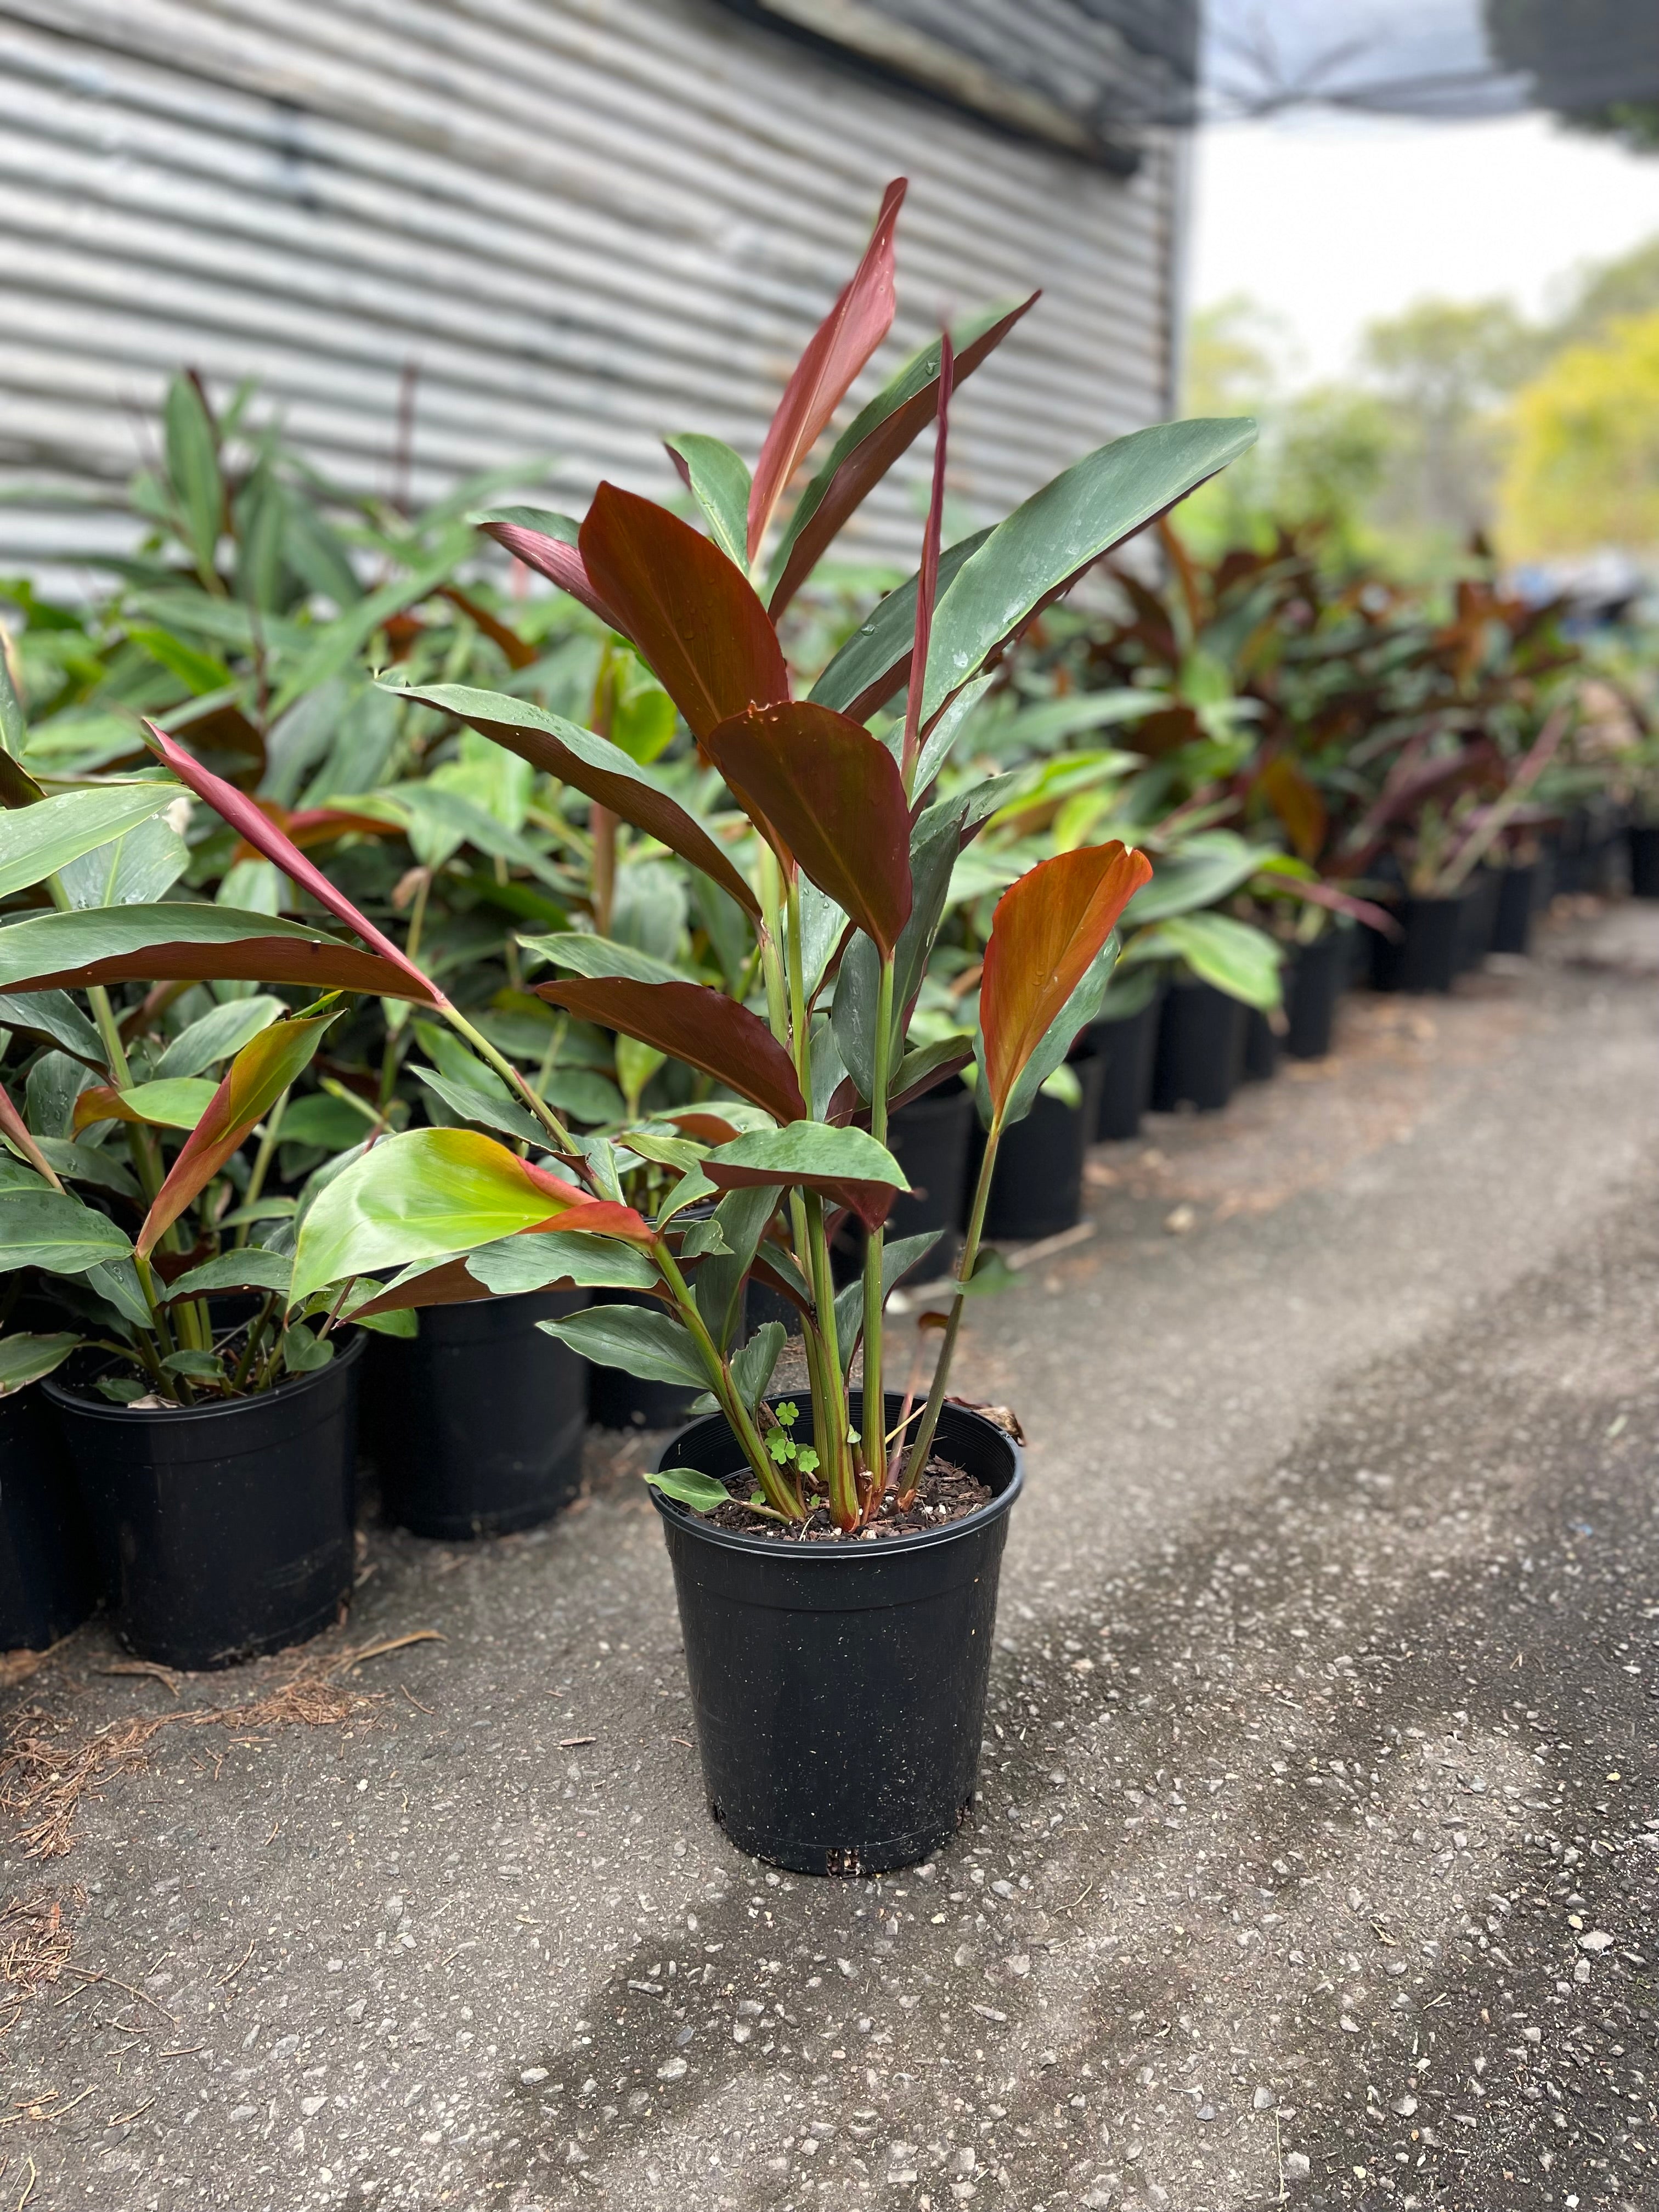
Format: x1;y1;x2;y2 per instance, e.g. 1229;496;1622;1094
665;434;752;566
810;531;994;720
693;1183;780;1351
730;1319;786;1409
161;1249;292;1304
0;1331;80;1397
80;1078;218;1132
0;990;104;1066
57;810;190;910
1136;912;1283;1011
164;375;224;577
921;419;1258;720
0;902;433;1002
1120;834;1267;926
125;625;234;696
706;1123;906;1189
271;537;472;715
538;1302;707;1390
290;1126;599;1306
542;1068;627;1126
85;1257;153;1327
35;1137;142;1200
0;1189;133;1275
910;673;995;794
154;995;286;1080
413;1065;546;1147
961;1245;1021;1297
0;785;175;902
281;1322;336;1373
517;931;689;989
466;1230;659;1296
276;1094;368;1153
161;1347;224;1383
644;1464;733;1514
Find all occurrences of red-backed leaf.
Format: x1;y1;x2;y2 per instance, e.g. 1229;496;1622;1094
436;584;537;670
703;1159;898;1234
533;977;807;1124
0;913;439;1003
1256;754;1328;864
766;294;1035;618
137;1009;335;1258
704;702;911;957
0;1079;63;1189
476;512;628;634
747;1249;812;1316
277;806;404;852
144;723;445;1006
349;1256;490;1318
980;843;1152;1120
579;486;788;743
747;179;906;561
901;330;953;783
391;683;760;918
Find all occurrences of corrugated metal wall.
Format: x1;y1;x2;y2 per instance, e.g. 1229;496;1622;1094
0;0;1181;580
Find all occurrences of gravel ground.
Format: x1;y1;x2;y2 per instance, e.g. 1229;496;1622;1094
0;909;1656;2212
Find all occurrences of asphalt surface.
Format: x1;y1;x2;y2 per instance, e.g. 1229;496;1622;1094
2;909;1657;2212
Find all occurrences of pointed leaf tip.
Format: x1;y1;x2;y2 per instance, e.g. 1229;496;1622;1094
143;722;444;1006
747;178;907;562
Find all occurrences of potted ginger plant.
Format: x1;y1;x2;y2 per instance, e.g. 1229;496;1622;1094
64;182;1251;1864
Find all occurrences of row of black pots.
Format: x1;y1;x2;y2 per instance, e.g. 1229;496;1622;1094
1367;857;1543;995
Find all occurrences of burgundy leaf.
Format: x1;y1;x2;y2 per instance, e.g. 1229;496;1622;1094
533;978;808;1124
579;486;788;744
747;179;906;561
702;1158;898;1234
703;702;912;957
477;517;627;634
144;723;444;1005
766;294;1036;618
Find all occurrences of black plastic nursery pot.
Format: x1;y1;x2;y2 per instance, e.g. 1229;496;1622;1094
0;1389;100;1651
1454;867;1501;974
831;1084;975;1288
1152;979;1247;1113
881;1084;974;1277
974;1046;1105;1242
1284;929;1346;1060
1087;986;1164;1141
44;1335;364;1671
1243;1008;1278;1082
653;1391;1023;1875
1490;862;1539;956
590;1285;748;1432
365;1289;590;1539
1628;825;1659;901
1367;892;1469;995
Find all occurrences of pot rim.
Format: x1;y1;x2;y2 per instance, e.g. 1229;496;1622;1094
43;1325;366;1424
650;1396;1024;1563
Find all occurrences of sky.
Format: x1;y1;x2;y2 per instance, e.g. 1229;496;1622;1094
1189;111;1659;384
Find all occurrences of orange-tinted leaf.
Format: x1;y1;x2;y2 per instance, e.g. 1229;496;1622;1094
748;179;906;561
661;1108;743;1147
144;723;444;1006
137;1008;336;1257
1257;754;1328;864
704;1158;898;1234
349;1256;489;1318
533;977;807;1124
579;486;788;744
980;843;1152;1120
704;702;911;957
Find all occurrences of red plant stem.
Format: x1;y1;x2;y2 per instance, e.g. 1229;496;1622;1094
900;332;954;795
